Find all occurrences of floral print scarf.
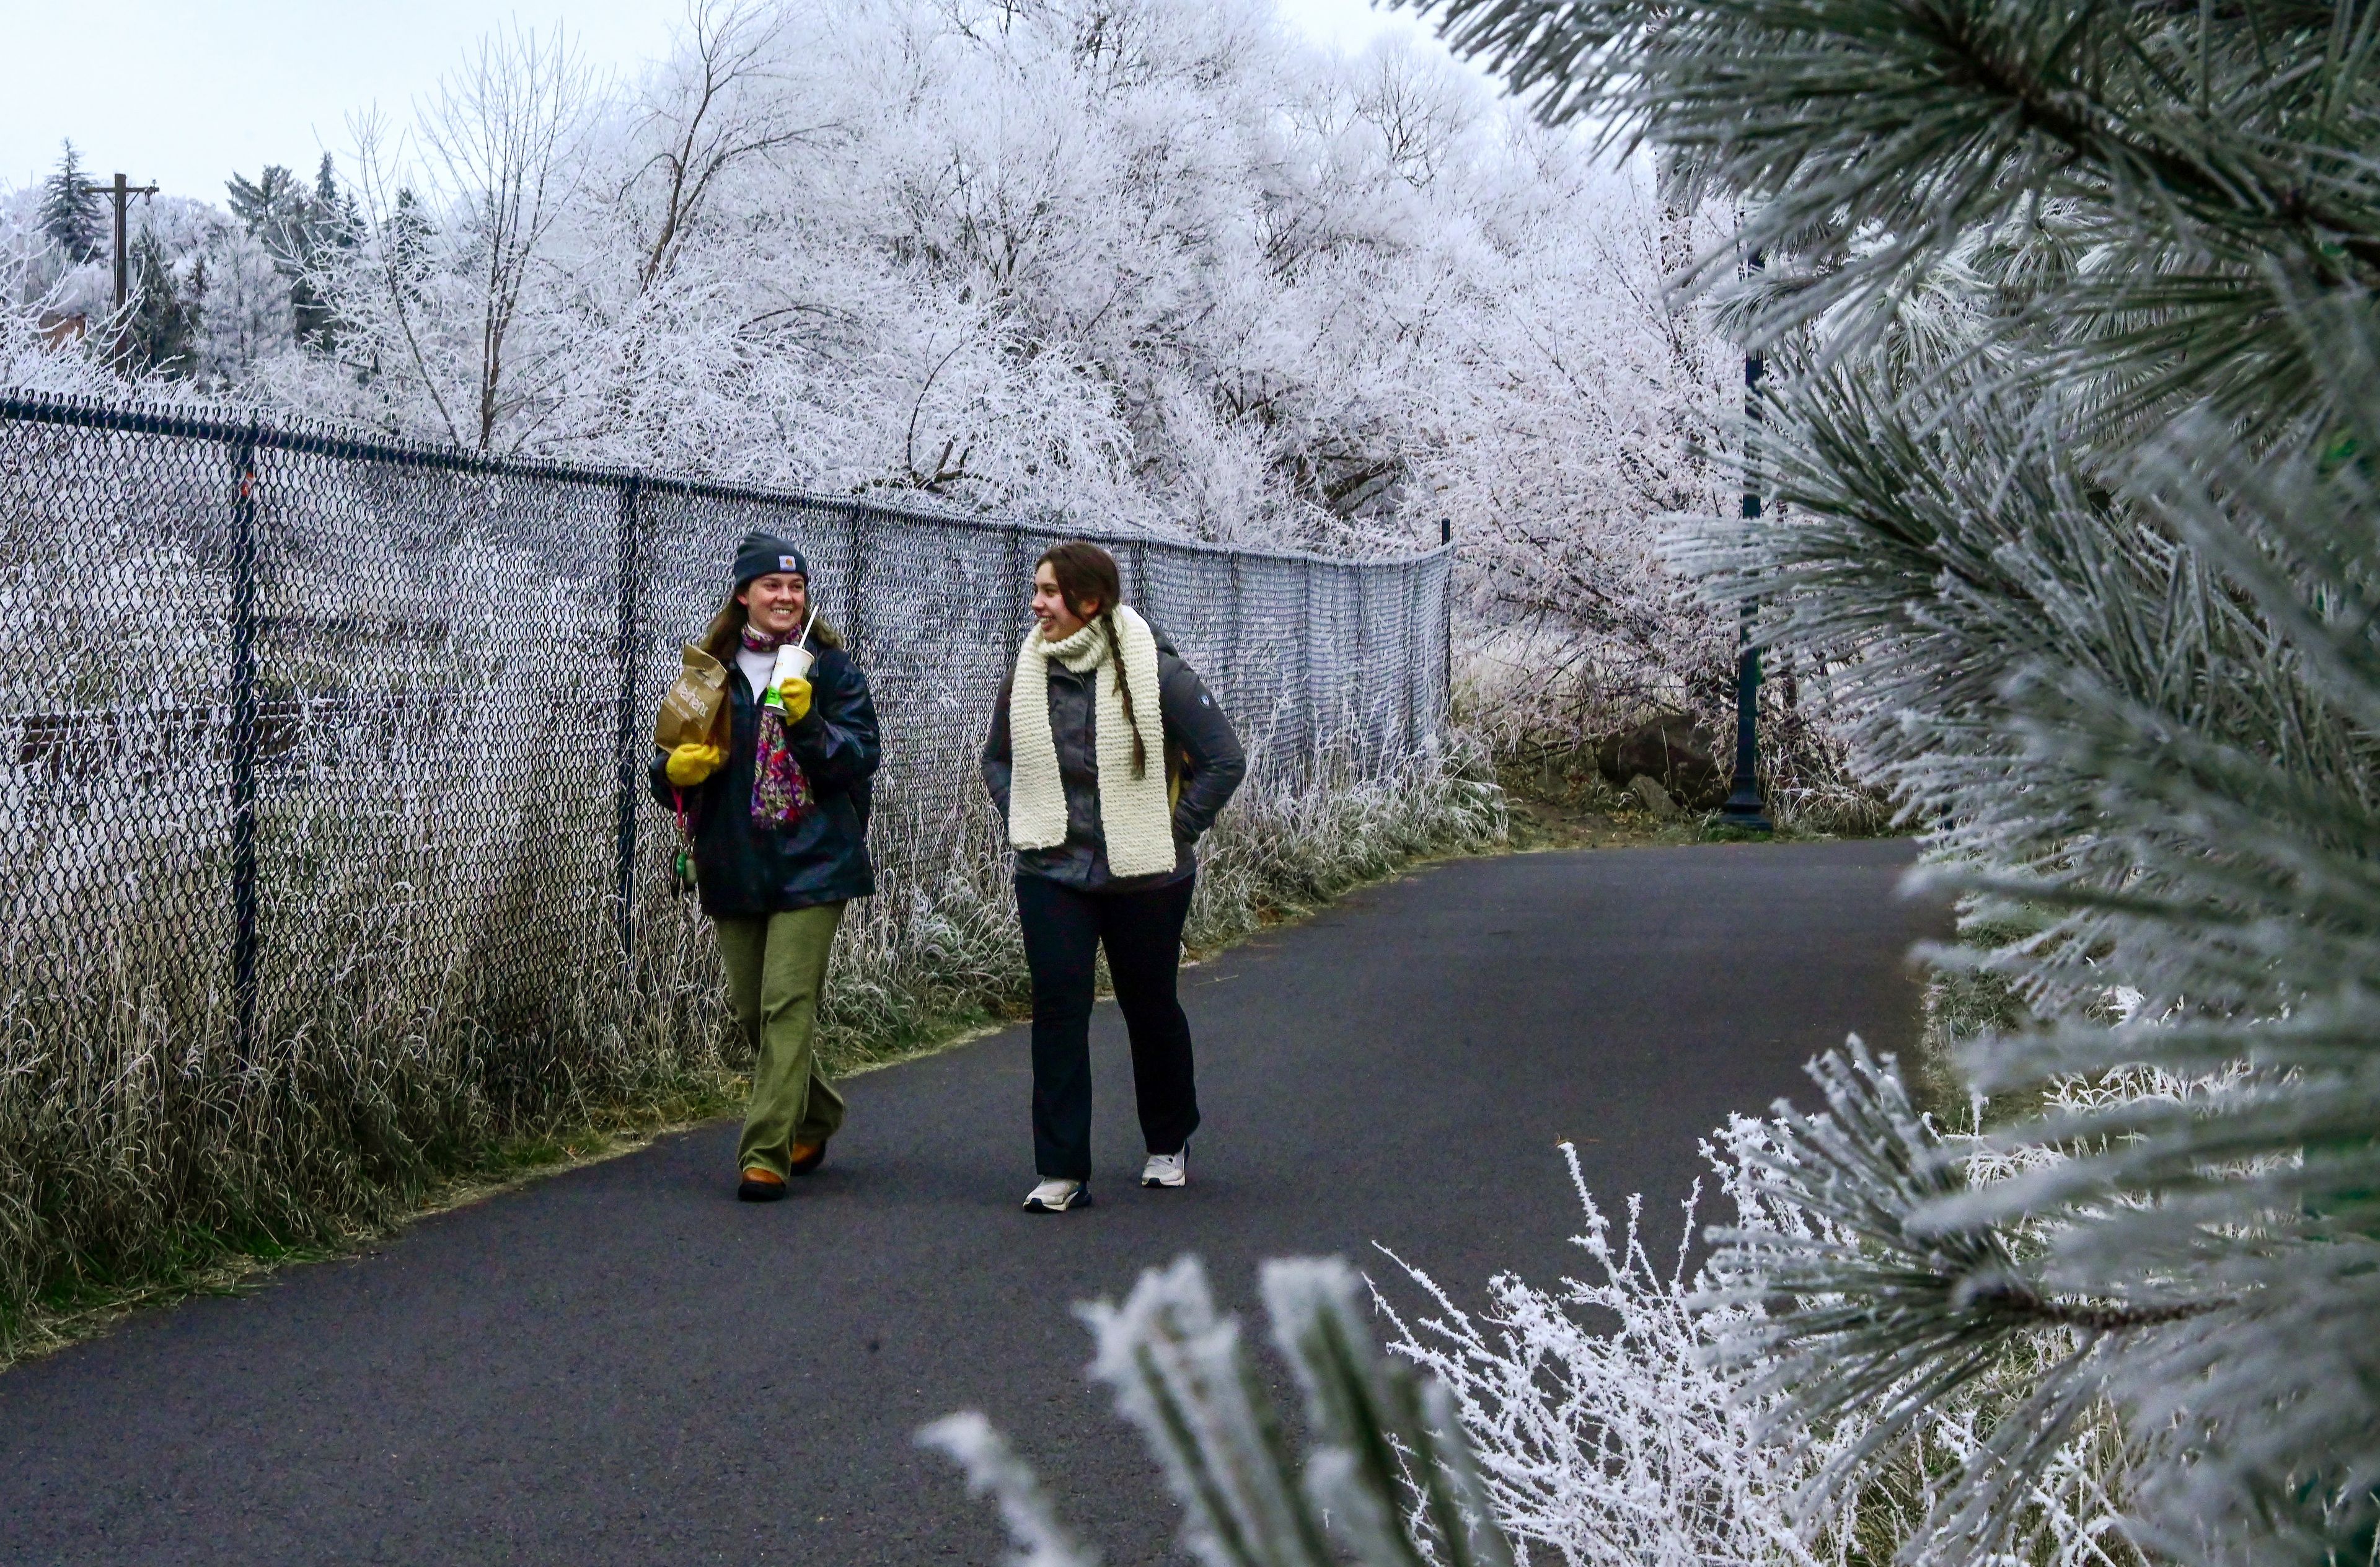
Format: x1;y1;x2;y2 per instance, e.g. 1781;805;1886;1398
740;622;814;828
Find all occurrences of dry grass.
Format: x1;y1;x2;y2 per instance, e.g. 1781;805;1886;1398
0;740;1507;1366
1488;737;1902;858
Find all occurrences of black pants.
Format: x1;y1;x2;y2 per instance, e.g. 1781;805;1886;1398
1015;872;1200;1181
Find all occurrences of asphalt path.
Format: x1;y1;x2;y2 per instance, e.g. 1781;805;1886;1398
0;841;1944;1566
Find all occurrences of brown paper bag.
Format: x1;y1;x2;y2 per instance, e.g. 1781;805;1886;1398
654;643;731;754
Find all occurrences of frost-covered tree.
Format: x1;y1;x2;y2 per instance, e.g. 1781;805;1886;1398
193;223;297;386
38;141;103;265
296;153;361;347
1439;157;1742;757
260;0;1731;564
224;156;365;354
333;22;599;450
225;165;308;246
123;227;197;376
4;0;1765;771
1403;0;2380;1560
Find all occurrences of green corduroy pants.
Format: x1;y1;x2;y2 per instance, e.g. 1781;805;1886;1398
715;902;848;1180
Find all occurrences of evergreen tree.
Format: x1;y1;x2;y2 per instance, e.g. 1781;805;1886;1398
38;140;104;264
184;252;209;361
193;225;296;384
227;158;356;351
296;154;360;350
312;151;362;246
1408;1;2380;1561
386;187;432;288
225;163;307;245
124;229;197;377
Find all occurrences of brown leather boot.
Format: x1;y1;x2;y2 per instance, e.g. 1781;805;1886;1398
788;1140;828;1176
738;1167;788;1202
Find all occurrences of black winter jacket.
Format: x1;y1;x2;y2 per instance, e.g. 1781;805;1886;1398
981;633;1246;893
650;640;880;916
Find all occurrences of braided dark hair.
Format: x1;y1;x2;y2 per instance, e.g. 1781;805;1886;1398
1039;541;1147;779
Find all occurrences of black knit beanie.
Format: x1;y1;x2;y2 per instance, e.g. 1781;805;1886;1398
732;531;808;588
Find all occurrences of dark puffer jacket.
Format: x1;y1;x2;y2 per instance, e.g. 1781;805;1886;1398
649;638;879;916
981;630;1246;893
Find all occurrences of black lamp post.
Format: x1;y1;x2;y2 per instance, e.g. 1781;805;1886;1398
1718;274;1772;832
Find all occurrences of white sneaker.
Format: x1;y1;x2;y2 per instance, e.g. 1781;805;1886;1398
1141;1148;1188;1189
1023;1178;1091;1212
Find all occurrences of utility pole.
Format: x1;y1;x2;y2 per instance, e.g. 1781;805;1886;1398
1718;248;1773;832
78;172;160;316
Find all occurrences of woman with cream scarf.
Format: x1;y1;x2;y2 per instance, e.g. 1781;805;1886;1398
982;542;1247;1212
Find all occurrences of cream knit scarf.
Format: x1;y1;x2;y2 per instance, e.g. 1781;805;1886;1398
1008;604;1175;876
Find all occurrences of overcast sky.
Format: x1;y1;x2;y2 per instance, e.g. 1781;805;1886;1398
0;0;1470;203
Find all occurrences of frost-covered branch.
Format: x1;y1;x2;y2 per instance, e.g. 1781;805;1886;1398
925;1254;1520;1567
1399;4;2380;1560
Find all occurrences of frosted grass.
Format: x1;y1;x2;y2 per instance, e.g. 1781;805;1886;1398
0;736;1503;1354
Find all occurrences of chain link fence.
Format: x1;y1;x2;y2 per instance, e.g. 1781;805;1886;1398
0;391;1452;1067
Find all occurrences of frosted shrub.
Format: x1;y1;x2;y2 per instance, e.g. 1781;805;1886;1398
1376;1145;1834;1567
1382;1126;2135;1567
923;1111;2135;1567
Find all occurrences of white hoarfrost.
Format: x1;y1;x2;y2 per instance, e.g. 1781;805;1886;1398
4;0;1745;754
923;1116;2137;1567
1376;1145;1838;1567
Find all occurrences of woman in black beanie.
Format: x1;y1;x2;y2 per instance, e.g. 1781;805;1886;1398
651;531;880;1201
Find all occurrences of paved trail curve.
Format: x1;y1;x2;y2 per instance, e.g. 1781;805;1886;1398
0;841;1942;1566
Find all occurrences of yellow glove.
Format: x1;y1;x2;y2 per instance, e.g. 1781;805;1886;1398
772;676;813;723
665;742;726;787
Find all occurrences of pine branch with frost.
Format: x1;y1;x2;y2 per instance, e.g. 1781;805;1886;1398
1075;1255;1334;1567
915;1413;1100;1567
1261;1258;1514;1567
1413;0;2380;441
1697;1046;2197;1560
923;1253;1521;1567
1677;303;2380;1563
1442;3;2380;1550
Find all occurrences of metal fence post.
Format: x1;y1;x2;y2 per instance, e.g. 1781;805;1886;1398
845;502;866;653
1361;564;1380;767
1228;549;1244;717
1298;565;1315;777
1390;555;1409;757
1439;519;1453;735
228;420;262;1060
612;477;643;973
1006;521;1025;643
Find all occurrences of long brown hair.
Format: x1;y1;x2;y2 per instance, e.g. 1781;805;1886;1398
1039;541;1146;779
